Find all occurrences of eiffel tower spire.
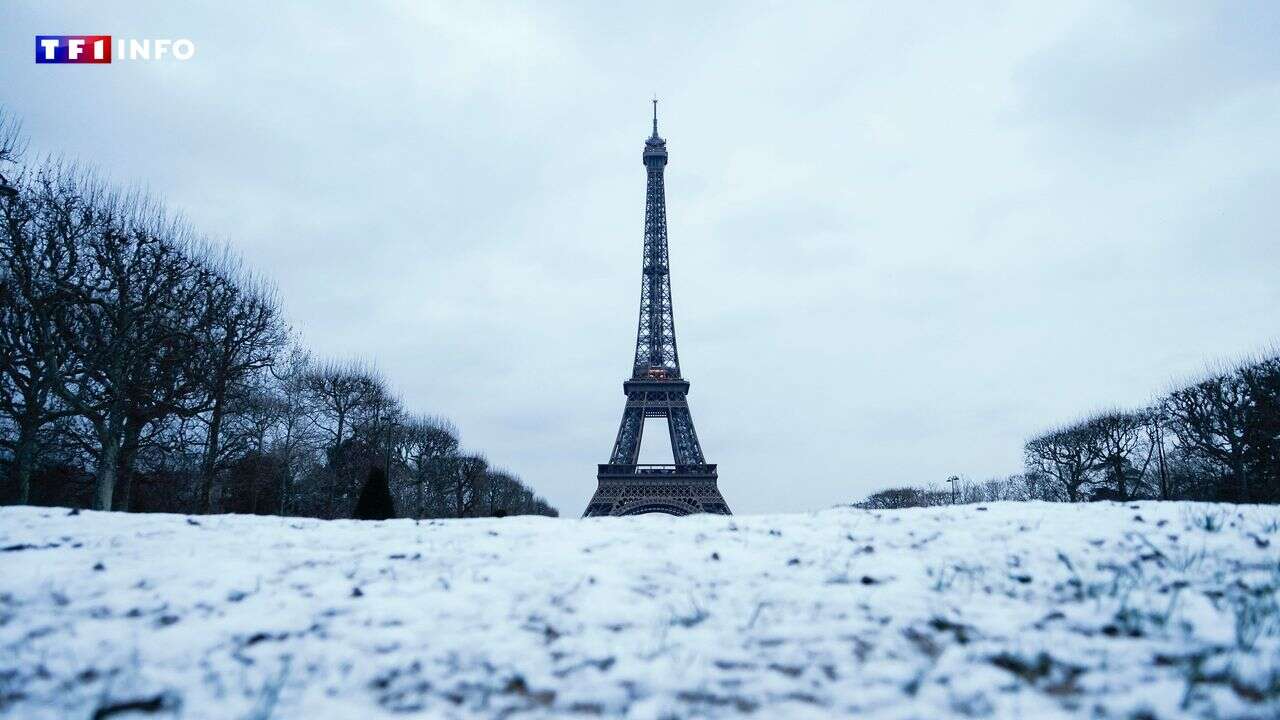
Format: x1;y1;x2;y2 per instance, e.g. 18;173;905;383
583;104;731;517
634;97;679;380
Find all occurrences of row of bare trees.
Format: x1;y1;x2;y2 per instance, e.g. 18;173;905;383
856;354;1279;509
1024;356;1279;504
0;110;556;519
855;474;1040;510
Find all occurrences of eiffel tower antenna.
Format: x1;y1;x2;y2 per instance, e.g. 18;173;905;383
583;104;731;517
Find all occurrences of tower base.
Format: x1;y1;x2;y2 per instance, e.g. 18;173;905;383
583;464;731;517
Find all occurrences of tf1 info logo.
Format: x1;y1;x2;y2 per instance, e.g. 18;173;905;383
35;36;196;64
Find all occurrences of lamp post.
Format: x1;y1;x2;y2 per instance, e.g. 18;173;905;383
947;475;959;505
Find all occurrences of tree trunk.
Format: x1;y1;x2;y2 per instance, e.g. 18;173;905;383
12;426;37;505
1235;456;1249;503
326;472;338;519
1159;465;1170;499
415;471;423;520
278;462;290;516
115;421;143;512
95;437;120;511
324;412;345;519
278;419;295;516
93;357;129;512
200;391;226;513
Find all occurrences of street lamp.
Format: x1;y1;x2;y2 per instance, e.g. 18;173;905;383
947;475;959;505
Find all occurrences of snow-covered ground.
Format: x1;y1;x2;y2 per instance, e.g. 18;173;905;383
1;502;1277;719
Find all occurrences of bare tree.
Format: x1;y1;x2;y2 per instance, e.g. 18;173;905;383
267;344;317;515
1165;370;1252;501
304;360;381;517
0;167;80;502
36;173;204;509
193;264;286;512
399;415;459;518
113;259;219;511
856;486;929;509
0;105;25;186
1083;410;1155;500
1024;423;1100;502
1240;357;1280;502
1145;407;1174;500
452;454;488;518
483;468;523;516
362;381;403;475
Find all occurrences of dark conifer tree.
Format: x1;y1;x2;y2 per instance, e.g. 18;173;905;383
354;467;395;520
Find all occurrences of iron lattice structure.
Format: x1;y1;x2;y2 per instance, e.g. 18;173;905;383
584;103;731;517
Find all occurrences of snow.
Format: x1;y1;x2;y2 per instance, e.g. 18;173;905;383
1;502;1277;719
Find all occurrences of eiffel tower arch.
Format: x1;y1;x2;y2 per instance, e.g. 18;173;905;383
583;102;731;518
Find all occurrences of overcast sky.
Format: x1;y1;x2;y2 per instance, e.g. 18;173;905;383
4;2;1278;514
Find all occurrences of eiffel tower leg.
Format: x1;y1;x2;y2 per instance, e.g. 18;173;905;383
609;406;644;465
586;386;730;517
667;405;705;466
692;484;733;515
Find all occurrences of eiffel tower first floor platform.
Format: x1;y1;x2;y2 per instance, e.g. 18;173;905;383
583;464;732;517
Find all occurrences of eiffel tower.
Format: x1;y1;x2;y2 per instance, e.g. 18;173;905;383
583;102;731;517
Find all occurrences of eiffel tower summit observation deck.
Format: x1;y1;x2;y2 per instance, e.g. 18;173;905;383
583;102;732;517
